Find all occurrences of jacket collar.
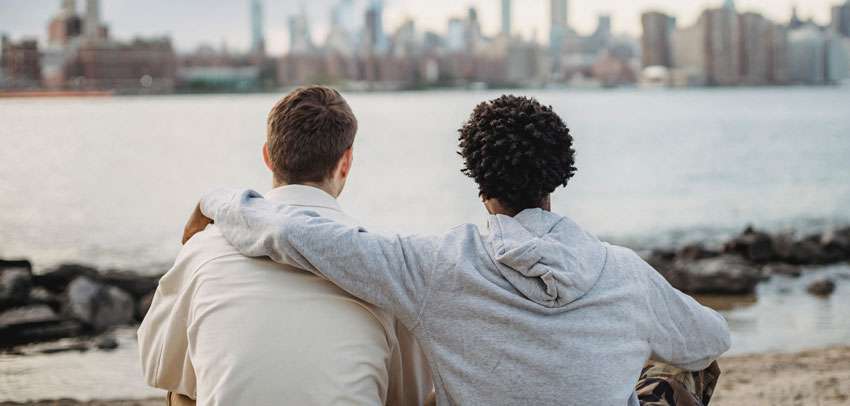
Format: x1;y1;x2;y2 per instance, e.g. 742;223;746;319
264;184;343;213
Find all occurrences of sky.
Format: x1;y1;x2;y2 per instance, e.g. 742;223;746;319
0;0;840;54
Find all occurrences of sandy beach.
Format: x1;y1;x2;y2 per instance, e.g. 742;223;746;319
713;346;850;406
2;346;847;406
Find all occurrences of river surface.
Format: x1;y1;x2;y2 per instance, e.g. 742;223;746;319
1;88;849;401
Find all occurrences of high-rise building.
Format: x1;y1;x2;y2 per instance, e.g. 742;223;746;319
501;0;512;37
550;0;569;41
365;0;388;53
1;36;42;88
549;0;569;74
831;1;850;37
826;34;850;82
466;7;483;53
250;0;266;56
48;0;82;47
767;24;790;84
288;11;314;54
641;11;675;68
706;7;741;86
738;12;772;85
84;0;100;40
672;14;708;86
447;18;466;52
582;15;612;55
788;25;827;84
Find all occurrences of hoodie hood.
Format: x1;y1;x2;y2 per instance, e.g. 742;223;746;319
487;209;607;309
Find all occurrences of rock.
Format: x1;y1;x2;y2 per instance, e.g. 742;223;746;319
645;249;677;284
0;266;33;309
806;279;836;297
66;276;135;331
0;259;32;271
34;264;99;293
0;305;59;327
677;244;720;261
818;230;850;262
0;305;83;347
762;263;803;278
28;286;63;312
723;226;776;263
670;255;762;294
39;342;89;354
100;270;160;299
95;335;119;350
136;291;155;321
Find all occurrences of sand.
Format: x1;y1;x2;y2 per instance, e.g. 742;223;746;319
712;346;850;406
3;346;849;406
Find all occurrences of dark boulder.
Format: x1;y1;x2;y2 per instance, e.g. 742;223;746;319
28;286;63;312
100;270;160;299
774;230;850;265
39;342;90;354
645;249;676;283
34;264;99;293
818;229;850;262
677;244;720;261
95;334;119;351
136;291;156;321
66;276;135;331
0;259;32;271
670;255;762;294
723;226;776;263
0;265;33;309
0;304;59;326
0;304;83;347
806;279;836;297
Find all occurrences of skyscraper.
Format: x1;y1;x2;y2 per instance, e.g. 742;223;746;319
501;0;512;37
738;12;772;85
832;1;850;37
706;7;741;86
288;10;313;54
549;0;568;48
365;0;388;52
84;0;100;40
641;11;675;68
550;0;568;33
251;0;266;56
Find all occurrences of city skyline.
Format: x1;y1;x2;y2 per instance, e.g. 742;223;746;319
0;0;839;55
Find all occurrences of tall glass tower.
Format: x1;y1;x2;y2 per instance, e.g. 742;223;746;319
251;0;266;56
501;0;512;37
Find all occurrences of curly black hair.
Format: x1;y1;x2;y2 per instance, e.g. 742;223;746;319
458;95;577;214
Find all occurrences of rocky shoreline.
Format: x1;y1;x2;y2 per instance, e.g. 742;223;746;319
0;262;159;350
645;225;850;295
2;225;849;351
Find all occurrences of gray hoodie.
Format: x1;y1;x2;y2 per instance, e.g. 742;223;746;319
201;188;731;406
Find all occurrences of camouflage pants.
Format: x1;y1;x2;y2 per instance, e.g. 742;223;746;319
636;361;721;406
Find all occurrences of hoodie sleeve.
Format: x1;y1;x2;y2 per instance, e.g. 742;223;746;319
201;188;441;326
635;253;732;371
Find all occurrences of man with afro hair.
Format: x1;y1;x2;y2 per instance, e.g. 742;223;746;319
192;94;730;406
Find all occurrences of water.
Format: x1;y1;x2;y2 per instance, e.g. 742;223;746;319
1;88;850;401
1;88;850;272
